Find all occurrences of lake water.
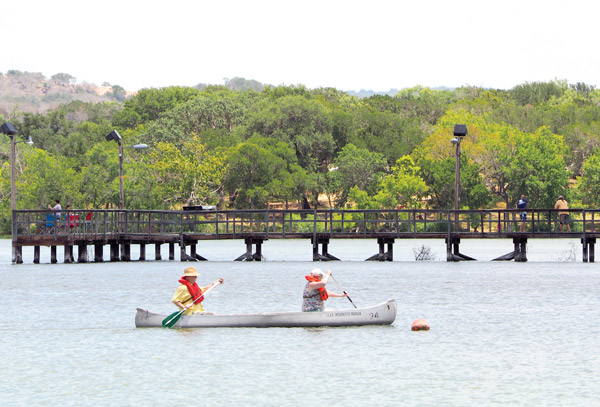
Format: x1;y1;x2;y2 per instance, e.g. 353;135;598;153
1;238;599;406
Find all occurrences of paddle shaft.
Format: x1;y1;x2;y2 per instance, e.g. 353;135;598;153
162;281;222;328
329;274;357;309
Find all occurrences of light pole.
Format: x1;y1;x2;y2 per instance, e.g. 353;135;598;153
451;124;468;212
2;122;33;211
105;130;148;209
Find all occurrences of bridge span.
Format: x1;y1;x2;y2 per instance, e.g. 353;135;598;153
10;208;600;264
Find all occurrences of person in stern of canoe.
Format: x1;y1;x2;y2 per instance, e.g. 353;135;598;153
172;267;224;315
302;268;348;312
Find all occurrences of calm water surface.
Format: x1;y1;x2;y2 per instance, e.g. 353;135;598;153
1;239;599;406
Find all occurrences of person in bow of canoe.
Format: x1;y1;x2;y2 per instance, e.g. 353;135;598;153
302;268;347;312
171;267;224;315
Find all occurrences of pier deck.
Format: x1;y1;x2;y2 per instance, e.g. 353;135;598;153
10;208;600;263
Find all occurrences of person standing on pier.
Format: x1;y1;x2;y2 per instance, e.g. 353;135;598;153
554;196;571;232
517;195;528;232
48;199;61;221
172;267;224;315
302;268;347;312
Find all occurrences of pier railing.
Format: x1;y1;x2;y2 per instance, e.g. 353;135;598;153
12;208;600;241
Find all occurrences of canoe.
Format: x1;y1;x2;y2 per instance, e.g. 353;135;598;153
135;299;396;328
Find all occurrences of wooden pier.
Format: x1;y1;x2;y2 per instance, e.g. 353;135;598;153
10;208;600;264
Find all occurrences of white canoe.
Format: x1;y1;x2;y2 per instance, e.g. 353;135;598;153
135;299;396;328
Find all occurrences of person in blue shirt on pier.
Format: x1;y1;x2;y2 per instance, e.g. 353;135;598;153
517;195;528;232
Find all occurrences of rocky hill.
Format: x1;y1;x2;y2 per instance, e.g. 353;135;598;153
0;70;132;116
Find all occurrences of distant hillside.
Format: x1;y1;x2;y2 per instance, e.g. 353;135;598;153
345;89;399;98
0;70;132;116
0;70;440;116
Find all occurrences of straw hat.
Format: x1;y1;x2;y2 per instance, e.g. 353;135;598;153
182;267;199;278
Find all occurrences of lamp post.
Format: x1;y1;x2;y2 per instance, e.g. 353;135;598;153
105;130;148;209
2;122;33;264
2;122;34;211
451;124;468;212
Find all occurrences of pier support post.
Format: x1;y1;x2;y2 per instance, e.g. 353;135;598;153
155;244;162;261
77;244;88;263
180;244;187;261
169;243;175;260
121;243;131;261
64;245;74;263
367;237;394;261
514;237;528;262
51;246;57;264
253;241;262;261
311;237;340;261
182;242;207;261
582;237;596;263
235;238;265;261
139;244;146;261
110;243;119;261
34;246;40;264
94;244;104;262
14;246;23;264
446;237;476;261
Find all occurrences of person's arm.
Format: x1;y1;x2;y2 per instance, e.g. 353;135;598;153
171;286;188;310
326;290;348;298
172;300;187;310
308;270;332;289
201;278;225;292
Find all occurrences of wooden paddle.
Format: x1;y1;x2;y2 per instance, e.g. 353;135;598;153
330;274;357;309
162;281;223;328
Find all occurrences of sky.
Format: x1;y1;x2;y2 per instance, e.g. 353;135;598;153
3;0;599;92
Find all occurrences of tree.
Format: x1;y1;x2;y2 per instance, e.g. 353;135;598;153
499;127;570;208
577;151;600;207
112;86;201;129
148;137;225;207
330;144;387;207
244;94;336;176
50;73;76;84
510;80;566;106
224;137;310;208
348;155;428;210
141;89;256;147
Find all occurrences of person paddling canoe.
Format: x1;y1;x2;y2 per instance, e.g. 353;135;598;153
172;267;224;315
302;268;347;312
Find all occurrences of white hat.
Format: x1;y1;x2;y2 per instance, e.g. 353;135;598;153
310;268;324;277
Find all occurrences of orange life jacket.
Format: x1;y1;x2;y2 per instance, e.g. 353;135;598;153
305;276;329;300
178;278;204;304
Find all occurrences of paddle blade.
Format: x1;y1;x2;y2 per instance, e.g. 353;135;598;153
162;310;184;328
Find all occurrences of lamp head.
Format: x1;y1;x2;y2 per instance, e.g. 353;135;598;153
105;130;122;143
451;137;460;145
1;122;17;135
453;124;468;138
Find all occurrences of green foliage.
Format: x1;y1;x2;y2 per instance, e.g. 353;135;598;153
330;144;387;206
148;137;225;208
510;80;566;106
577;152;600;207
243;94;335;174
112;86;201;129
4;78;600;235
223;137;309;208
503;126;570;208
348;156;429;210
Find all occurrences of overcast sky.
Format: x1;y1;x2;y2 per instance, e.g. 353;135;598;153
3;0;599;92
